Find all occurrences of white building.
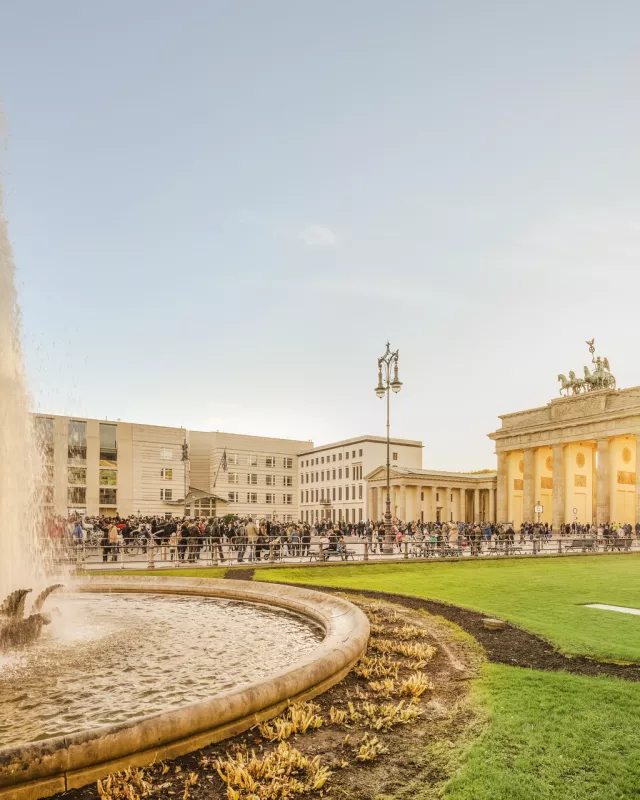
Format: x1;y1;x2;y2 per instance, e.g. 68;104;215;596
297;435;423;524
189;430;311;521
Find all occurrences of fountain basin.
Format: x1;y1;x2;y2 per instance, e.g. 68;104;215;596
0;576;369;800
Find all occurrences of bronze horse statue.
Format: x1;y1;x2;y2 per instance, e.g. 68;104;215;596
0;585;63;650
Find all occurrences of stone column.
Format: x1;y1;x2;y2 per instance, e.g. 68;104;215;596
367;486;374;521
473;488;480;522
442;487;451;523
459;488;466;522
398;484;407;521
592;447;597;524
636;436;640;526
489;487;495;523
596;439;610;525
497;452;508;523
426;486;434;521
523;448;535;523
552;444;565;531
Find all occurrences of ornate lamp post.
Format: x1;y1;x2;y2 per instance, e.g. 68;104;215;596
375;342;402;554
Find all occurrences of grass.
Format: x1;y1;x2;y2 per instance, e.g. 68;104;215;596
444;664;640;800
258;555;640;662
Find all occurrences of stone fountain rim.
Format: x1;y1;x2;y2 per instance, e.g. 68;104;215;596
0;576;370;800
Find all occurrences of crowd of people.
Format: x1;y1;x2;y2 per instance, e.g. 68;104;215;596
57;513;640;563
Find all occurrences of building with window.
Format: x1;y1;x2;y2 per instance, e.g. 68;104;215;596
32;414;188;517
189;431;310;521
297;435;423;524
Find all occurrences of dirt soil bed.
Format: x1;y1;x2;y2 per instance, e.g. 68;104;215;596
290;584;640;681
53;595;483;800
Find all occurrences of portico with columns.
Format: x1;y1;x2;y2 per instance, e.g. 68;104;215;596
364;466;497;523
489;386;640;528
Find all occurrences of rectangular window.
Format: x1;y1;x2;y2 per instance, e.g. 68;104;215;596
332;454;336;462
345;467;349;478
284;457;293;469
160;447;173;460
338;487;342;500
249;454;258;466
100;469;117;486
247;473;258;485
284;494;293;505
339;453;342;460
68;467;87;485
346;508;350;522
346;486;350;501
315;489;318;501
332;469;336;479
359;508;363;521
160;488;173;500
248;493;258;503
352;450;356;458
99;488;117;504
392;452;398;460
99;423;117;466
315;472;319;481
306;490;309;502
321;456;325;464
68;486;86;504
265;475;274;486
266;456;275;468
267;493;274;504
283;476;293;487
338;469;342;478
436;492;440;501
321;488;325;500
321;471;324;481
228;491;239;503
68;420;87;464
228;453;238;465
160;468;173;480
358;484;363;499
35;417;54;461
332;487;336;500
359;449;363;457
346;451;350;459
228;472;239;484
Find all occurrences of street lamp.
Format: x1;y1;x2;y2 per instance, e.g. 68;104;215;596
375;342;402;554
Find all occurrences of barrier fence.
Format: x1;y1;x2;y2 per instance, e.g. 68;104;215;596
67;534;640;571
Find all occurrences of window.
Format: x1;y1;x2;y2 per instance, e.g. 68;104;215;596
346;451;350;459
345;467;349;478
99;423;117;466
160;447;173;460
321;456;325;464
332;454;336;462
35;417;54;461
359;449;363;457
311;472;314;483
229;472;239;484
338;453;342;460
266;456;276;468
44;464;54;483
338;487;342;500
228;491;239;503
228;453;238;465
315;458;319;465
392;452;398;460
306;490;309;502
346;508;350;522
321;488;325;500
346;486;350;501
358;485;363;499
332;487;336;500
267;493;275;504
315;472;319;481
68;487;86;504
284;457;293;469
332;469;336;479
352;450;356;458
160;488;173;500
68;420;87;464
248;493;258;503
99;488;117;504
436;492;440;501
283;476;292;487
266;475;275;486
315;489;318;501
338;469;342;478
160;468;173;480
321;471;324;481
354;465;363;480
100;469;117;486
68;467;86;485
284;494;293;505
249;454;258;466
247;473;258;485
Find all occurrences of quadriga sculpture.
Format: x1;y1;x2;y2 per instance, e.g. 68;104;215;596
0;585;63;650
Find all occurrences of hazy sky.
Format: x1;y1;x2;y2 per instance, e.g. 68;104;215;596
2;1;640;470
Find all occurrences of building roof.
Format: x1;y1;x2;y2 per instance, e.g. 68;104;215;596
365;465;497;481
298;435;423;456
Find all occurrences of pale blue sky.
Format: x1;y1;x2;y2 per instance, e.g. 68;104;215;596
2;1;640;469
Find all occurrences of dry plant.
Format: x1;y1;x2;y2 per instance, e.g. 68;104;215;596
257;701;323;741
370;638;436;662
353;655;399;680
399;673;433;698
369;622;385;635
358;699;422;730
368;678;397;697
356;734;389;761
96;767;153;800
396;623;431;640
215;741;331;800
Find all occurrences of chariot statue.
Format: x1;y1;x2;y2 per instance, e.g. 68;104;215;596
557;340;616;396
0;584;63;650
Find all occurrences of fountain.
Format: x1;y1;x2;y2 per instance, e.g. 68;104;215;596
0;175;369;799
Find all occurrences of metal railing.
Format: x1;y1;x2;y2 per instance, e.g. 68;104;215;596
69;533;640;571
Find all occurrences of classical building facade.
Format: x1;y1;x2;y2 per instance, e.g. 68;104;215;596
488;387;640;528
365;466;497;523
297;436;423;523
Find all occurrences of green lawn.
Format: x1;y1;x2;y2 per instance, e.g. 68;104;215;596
258;555;640;662
445;665;640;800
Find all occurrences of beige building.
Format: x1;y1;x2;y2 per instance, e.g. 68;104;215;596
33;414;188;518
298;436;423;523
189;430;311;522
365;466;497;523
488;386;640;528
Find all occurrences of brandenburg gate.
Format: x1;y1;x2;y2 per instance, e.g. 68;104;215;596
488;342;640;528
